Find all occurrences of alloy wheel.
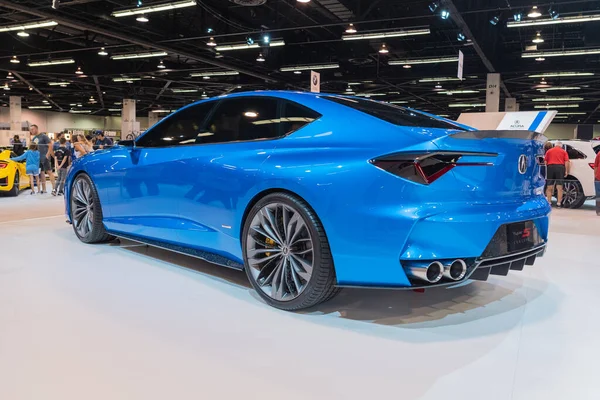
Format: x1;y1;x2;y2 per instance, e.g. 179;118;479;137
71;178;95;238
562;181;579;207
246;203;314;301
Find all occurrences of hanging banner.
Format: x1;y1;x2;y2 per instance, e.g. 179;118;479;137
310;70;320;93
457;50;464;80
486;73;501;113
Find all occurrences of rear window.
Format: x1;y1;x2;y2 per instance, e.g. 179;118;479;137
324;96;466;130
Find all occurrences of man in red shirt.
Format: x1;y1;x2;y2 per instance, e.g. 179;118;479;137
594;150;600;215
544;142;570;207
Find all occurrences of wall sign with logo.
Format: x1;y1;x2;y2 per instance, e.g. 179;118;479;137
496;111;557;133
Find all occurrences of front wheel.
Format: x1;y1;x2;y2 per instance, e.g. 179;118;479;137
242;193;339;311
70;174;114;243
562;179;585;209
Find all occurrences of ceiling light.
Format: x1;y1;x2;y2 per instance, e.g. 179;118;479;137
434;84;443;89
151;109;176;113
112;77;142;82
157;60;166;69
111;0;196;17
17;31;29;37
356;93;386;97
457;32;465;41
256;53;265;62
6;72;13;79
280;63;339;72
136;15;149;22
536;86;580;91
215;39;285;51
345;86;353;92
10;56;20;64
532;32;544;43
535;57;545;61
28;106;52;109
419;77;462;82
190;70;239;77
549;8;559;20
489;15;500;25
342;28;429;41
440;10;450;20
403;65;412;69
244;111;258;118
111;51;167;60
532;97;583;102
3;83;9;91
514;12;523;22
523;48;600;58
0;20;58;32
201;92;208;98
530;72;594;78
293;71;302;75
69;109;92;113
171;88;198;93
448;103;486;108
528;6;542;18
507;13;600;28
263;34;270;44
207;37;217;46
345;23;357;34
98;47;108;56
75;66;83;75
48;82;70;86
202;76;210;80
557;112;586;115
429;2;439;13
437;90;480;95
297;0;311;3
390;100;409;104
108;109;121;112
534;104;579;108
389;56;458;66
378;44;389;54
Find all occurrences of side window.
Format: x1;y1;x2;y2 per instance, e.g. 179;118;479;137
202;97;280;144
281;101;321;134
565;145;586;160
136;102;215;147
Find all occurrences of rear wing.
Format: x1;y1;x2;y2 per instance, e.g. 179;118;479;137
451;130;546;141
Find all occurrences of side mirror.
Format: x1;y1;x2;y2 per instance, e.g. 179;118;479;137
118;140;135;148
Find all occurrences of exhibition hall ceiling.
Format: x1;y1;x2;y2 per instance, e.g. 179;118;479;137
0;0;599;122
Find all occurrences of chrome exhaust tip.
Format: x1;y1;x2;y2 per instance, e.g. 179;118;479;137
444;259;467;281
407;261;444;283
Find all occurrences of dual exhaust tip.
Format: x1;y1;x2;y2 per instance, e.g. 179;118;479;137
407;259;467;284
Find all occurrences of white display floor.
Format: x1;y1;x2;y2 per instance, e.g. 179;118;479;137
1;193;599;400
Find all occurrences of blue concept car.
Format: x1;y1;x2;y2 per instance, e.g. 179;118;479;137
65;91;550;310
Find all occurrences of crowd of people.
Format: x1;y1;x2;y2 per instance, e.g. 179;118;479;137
9;125;113;196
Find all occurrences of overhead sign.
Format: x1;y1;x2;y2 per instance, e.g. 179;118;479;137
486;73;501;113
505;98;518;112
457;50;464;80
310;70;320;93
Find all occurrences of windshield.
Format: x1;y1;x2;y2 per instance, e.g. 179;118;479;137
324;96;466;131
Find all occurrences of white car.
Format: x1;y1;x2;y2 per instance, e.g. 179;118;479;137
550;140;597;208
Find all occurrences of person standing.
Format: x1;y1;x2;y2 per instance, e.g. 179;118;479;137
30;124;56;194
594;148;600;216
10;143;41;195
11;135;25;156
545;141;570;207
94;132;113;149
52;137;70;196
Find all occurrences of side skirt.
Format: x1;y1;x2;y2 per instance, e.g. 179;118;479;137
107;231;245;271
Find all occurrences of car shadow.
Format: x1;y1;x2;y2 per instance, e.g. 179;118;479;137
101;237;554;335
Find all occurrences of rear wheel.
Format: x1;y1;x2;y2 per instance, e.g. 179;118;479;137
8;171;19;196
242;193;339;311
562;179;585;209
70;174;114;243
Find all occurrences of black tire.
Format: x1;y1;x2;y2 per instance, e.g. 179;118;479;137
8;171;19;197
562;179;585;209
242;192;339;311
70;173;114;244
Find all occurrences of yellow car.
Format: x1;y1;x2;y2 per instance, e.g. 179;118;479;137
0;149;30;196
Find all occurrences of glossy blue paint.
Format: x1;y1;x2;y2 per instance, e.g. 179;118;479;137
65;91;550;288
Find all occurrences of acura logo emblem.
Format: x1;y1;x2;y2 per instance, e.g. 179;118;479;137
518;155;528;174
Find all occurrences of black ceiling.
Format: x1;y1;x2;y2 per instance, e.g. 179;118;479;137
1;0;599;123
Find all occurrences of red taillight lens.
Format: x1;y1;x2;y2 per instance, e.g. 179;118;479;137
372;153;461;184
590;163;596;170
371;152;495;185
0;163;7;169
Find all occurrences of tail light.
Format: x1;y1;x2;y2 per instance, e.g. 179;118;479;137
0;162;7;169
371;152;495;185
590;163;596;170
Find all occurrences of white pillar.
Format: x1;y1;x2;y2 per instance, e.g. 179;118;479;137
505;97;518;112
121;99;139;139
486;73;501;113
9;96;21;132
148;111;159;128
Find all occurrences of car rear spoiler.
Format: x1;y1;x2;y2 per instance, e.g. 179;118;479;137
450;130;546;141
